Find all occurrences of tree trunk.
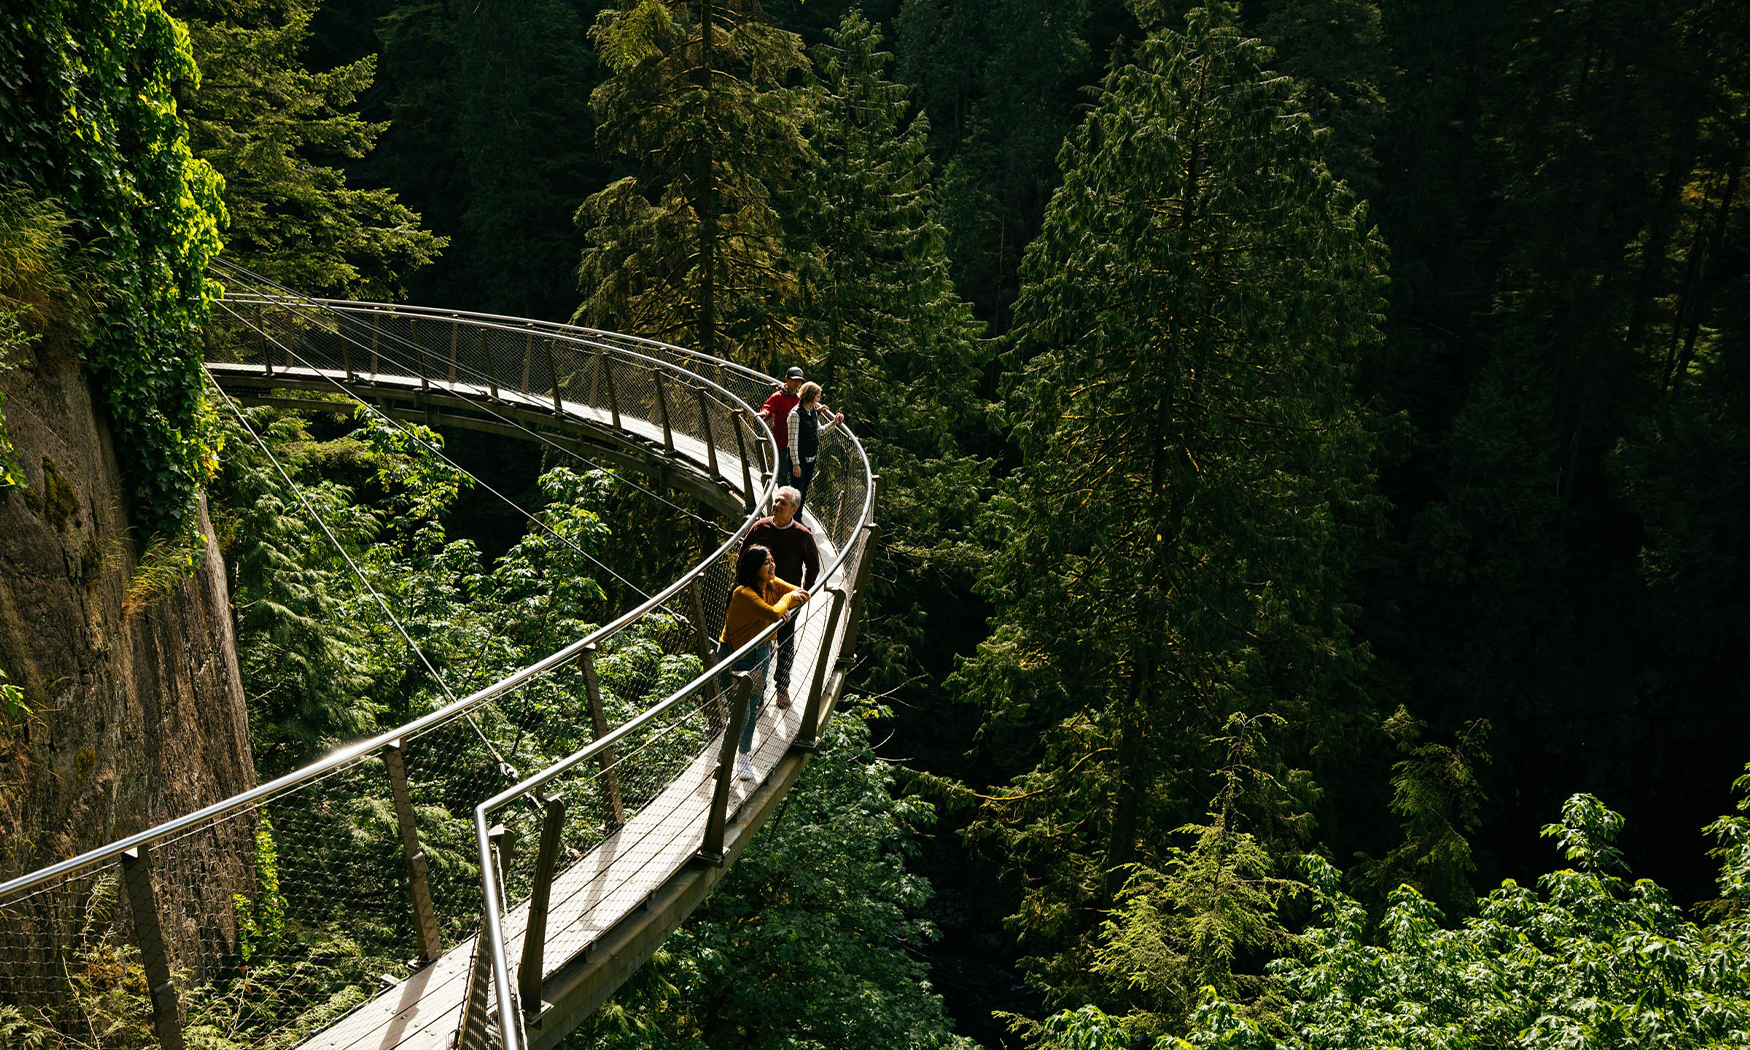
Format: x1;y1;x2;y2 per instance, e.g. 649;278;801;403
696;0;719;361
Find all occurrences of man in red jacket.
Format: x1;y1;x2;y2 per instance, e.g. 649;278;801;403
742;485;819;708
759;366;805;492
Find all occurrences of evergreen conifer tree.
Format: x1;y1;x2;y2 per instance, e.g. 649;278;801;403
169;0;445;299
955;3;1389;1013
791;10;992;680
574;0;811;370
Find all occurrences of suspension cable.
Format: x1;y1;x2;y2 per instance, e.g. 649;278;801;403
212;298;656;602
211;260;732;534
204;372;519;776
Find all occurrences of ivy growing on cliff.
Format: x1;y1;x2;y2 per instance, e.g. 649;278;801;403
0;0;226;539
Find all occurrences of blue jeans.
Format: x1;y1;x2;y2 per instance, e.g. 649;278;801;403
716;639;770;753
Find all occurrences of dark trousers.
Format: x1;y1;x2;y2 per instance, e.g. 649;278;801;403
776;448;792;496
772;615;797;691
794;457;816;510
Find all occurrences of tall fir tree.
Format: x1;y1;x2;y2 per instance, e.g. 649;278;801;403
791;10;992;684
169;0;445;299
574;0;812;370
953;3;1389;1013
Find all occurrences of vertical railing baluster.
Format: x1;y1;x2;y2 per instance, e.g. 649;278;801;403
545;339;563;415
410;317;430;391
457;825;511;1050
383;740;442;963
121;845;185;1050
653;372;675;454
449;322;460;382
602;357;622;431
259;301;273;376
479;330;499;398
370;313;380;376
838;522;881;667
518;794;566;1011
688;572;716;664
522;330;534;392
696;387;719;479
698;673;753;866
581;644;625;828
793;587;848;752
734;409;756;510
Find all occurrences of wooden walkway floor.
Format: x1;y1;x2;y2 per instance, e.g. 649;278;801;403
205;364;850;1049
298;637;824;1050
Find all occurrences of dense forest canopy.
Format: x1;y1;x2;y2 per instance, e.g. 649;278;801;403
4;0;1750;1046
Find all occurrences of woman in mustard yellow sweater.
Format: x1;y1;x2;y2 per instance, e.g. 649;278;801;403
718;544;809;779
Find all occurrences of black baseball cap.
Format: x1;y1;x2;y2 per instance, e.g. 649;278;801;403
784;366;805;380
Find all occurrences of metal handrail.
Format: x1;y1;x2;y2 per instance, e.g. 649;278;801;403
224;296;782;396
471;387;873;1050
0;303;779;905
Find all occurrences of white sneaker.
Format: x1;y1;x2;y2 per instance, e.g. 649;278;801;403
736;753;756;781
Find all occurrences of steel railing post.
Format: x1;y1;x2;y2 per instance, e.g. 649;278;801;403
653;372;676;454
698;673;753;866
544;339;563;415
383;740;442;963
580;644;625;828
369;313;381;375
837;523;881;667
479;330;500;398
696;387;719;478
687;572;716;665
522;330;534;392
259;301;273;376
734;409;756;510
121;845;185;1050
518;793;566;1011
602;357;622;431
794;587;847;752
457;825;511;1050
410;317;431;392
448;322;460;382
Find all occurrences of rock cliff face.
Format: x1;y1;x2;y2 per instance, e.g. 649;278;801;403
0;329;256;985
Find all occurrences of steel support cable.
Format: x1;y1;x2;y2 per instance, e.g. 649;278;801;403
239;289;730;534
217;279;741;538
212;298;658;604
210;304;628;771
204;372;521;778
210;261;731;534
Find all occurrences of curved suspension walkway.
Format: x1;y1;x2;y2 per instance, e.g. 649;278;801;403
0;279;878;1050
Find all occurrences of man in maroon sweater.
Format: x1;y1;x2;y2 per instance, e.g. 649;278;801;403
742;485;819;707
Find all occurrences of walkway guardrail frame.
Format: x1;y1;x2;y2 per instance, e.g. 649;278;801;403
0;291;875;1050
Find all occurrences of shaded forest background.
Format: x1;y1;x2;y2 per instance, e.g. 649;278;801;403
189;0;1750;1042
6;0;1749;1045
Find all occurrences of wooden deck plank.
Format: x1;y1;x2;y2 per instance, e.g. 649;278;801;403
292;599;835;1050
222;362;850;1049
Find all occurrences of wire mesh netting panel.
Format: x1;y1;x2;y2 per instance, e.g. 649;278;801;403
0;863;152;1040
0;285;873;1048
